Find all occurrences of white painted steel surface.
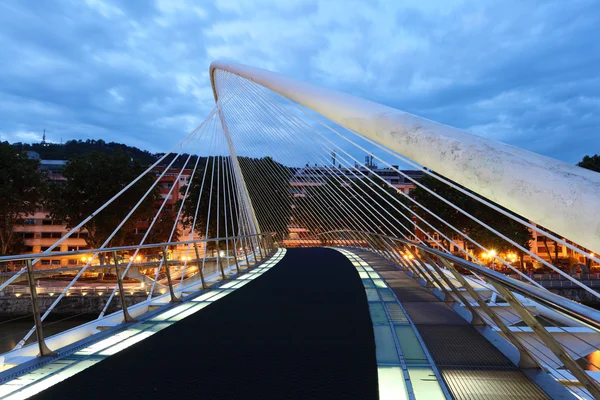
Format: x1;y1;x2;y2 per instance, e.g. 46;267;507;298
210;61;600;254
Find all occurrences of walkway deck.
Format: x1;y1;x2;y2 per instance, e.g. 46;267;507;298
32;248;378;399
0;247;557;399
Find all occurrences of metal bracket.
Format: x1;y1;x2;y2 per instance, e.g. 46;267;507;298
437;258;542;369
161;246;181;303
112;251;137;323
491;282;600;398
193;243;207;289
25;259;57;357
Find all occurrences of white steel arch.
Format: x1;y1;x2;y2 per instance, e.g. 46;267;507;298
210;60;600;254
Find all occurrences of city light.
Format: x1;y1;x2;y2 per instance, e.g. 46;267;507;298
81;256;88;262
481;249;497;259
135;255;142;262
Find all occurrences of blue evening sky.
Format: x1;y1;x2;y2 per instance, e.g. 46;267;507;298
0;0;598;164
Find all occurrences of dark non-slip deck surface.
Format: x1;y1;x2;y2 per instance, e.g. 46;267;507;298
34;248;378;400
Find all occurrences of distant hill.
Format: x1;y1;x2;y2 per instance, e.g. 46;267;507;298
11;139;158;166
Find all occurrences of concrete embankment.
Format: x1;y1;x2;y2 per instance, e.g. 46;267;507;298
0;293;149;317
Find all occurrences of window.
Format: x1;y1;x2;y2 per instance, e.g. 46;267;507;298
42;219;52;225
41;260;50;265
68;246;77;251
78;232;89;239
51;260;61;265
23;232;34;239
24;219;36;225
24;246;34;252
42;232;62;239
41;246;60;252
68;259;77;265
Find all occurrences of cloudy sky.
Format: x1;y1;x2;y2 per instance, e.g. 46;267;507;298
0;0;598;164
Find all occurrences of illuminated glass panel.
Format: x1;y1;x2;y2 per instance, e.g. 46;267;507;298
374;325;400;364
377;366;408;400
407;367;445;399
395;326;428;364
373;279;387;288
378;289;395;302
369;303;388;324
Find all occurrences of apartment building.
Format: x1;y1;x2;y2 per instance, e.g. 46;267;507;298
11;154;198;265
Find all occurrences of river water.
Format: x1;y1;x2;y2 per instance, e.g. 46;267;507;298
0;315;95;354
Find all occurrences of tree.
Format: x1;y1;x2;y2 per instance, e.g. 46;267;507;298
577;154;600;173
241;156;292;241
0;142;46;256
410;172;532;270
410;174;472;250
179;156;292;249
46;150;159;257
124;212;180;256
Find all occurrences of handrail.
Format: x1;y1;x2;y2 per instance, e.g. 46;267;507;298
316;229;600;332
0;233;275;263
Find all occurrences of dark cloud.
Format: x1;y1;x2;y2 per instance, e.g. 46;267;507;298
0;0;598;163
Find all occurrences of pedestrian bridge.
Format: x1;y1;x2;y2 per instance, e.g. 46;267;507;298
0;247;560;399
1;61;600;399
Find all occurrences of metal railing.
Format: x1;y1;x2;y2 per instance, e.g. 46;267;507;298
0;232;277;361
314;229;600;399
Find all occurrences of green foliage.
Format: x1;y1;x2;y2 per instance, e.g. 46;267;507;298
577;154;600;173
179;156;239;250
410;172;532;257
179;156;292;247
11;139;157;165
241;156;292;240
125;212;179;255
410;174;470;249
46;150;159;250
0;142;46;255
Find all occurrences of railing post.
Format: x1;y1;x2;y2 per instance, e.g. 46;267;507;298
216;240;226;280
402;245;437;289
25;259;56;357
192;243;207;289
231;238;241;274
491;282;600;397
416;250;457;304
112;251;137;323
257;236;265;260
240;237;251;270
435;257;546;370
161;246;181;303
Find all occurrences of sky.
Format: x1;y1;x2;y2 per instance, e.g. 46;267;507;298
0;0;598;164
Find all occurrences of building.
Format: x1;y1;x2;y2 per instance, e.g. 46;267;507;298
290;164;424;197
287;163;424;239
12;154;198;266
